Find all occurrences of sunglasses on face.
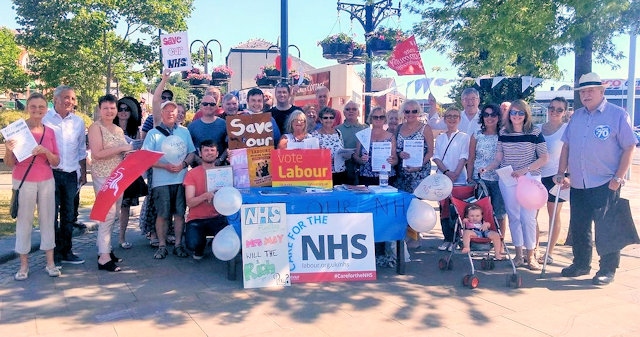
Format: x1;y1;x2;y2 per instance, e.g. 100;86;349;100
482;112;499;118
161;96;173;101
344;107;357;111
444;114;460;119
548;107;565;113
510;110;526;116
404;109;420;114
118;106;131;112
321;116;335;120
371;115;386;120
202;102;216;107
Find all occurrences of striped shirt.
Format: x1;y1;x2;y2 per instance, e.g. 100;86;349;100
497;127;547;176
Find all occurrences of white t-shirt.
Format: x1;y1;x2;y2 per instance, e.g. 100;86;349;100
433;131;470;185
537;123;567;177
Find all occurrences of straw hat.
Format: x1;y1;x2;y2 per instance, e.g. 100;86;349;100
575;72;609;91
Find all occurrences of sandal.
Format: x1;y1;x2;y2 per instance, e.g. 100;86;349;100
153;246;168;259
14;268;29;281
45;265;61;277
514;257;526;268
173;245;188;258
120;242;132;249
537;255;553;265
97;252;123;263
528;260;542;271
98;260;121;272
150;238;159;248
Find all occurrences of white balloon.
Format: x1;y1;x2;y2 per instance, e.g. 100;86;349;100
406;198;438;233
212;225;241;261
161;135;187;165
413;173;453;201
213;186;243;216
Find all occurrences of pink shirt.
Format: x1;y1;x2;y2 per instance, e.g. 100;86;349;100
12;126;59;182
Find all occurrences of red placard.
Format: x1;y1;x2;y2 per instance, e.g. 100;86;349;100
270;149;332;189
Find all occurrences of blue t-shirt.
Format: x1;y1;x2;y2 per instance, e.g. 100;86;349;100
187;117;227;156
142;124;196;188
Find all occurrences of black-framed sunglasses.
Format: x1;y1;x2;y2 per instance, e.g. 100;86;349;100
118;106;131;112
202;102;216;107
404;109;420;114
371;115;386;120
161;95;173;101
321;116;335;120
510;110;526;116
482;112;499;118
548;107;565;113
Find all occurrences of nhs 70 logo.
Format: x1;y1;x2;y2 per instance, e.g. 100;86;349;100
594;125;611;140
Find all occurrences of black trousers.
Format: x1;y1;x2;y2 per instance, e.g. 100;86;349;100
569;183;620;273
53;170;77;257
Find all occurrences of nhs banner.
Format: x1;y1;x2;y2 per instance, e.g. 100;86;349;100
287;213;376;283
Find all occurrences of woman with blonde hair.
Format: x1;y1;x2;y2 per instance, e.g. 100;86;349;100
395;100;434;192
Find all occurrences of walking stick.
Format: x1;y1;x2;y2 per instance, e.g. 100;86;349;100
540;186;561;278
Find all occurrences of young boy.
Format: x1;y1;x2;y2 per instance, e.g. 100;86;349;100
460;204;504;260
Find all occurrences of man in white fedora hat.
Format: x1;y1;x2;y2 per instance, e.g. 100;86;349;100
554;72;638;285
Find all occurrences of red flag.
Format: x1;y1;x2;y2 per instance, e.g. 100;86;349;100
387;35;426;76
90;150;163;222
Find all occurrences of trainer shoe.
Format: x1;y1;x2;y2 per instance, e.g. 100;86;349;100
561;264;591;277
61;253;85;264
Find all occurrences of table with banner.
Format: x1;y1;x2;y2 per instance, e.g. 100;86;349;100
226;186;415;280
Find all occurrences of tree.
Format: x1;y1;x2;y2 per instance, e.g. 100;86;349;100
407;0;636;107
12;0;193;113
0;27;29;93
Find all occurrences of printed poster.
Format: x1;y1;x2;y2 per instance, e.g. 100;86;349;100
402;139;424;168
226;113;276;150
0;119;38;162
160;31;192;72
205;166;233;191
248;146;272;187
287;213;376;283
241;203;290;288
271;149;332;189
371;141;392;172
228;148;249;188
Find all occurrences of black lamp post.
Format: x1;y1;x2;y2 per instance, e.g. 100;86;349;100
337;0;401;120
189;39;222;74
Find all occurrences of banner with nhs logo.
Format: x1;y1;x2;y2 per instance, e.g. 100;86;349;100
287;213;376;283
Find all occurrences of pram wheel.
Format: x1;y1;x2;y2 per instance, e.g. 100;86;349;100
463;274;479;288
438;257;453;271
462;274;470;286
506;273;522;288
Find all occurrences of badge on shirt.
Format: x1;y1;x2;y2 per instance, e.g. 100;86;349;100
594;125;611;140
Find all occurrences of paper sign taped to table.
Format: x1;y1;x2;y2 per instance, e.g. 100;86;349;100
287;213;376;283
241;203;290;288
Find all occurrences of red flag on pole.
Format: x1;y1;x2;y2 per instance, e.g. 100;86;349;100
387;35;426;76
90;150;164;222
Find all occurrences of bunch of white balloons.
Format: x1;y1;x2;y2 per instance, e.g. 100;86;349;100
211;187;243;261
407;173;453;233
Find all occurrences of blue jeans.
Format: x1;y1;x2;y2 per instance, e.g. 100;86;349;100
185;217;228;256
53;170;77;257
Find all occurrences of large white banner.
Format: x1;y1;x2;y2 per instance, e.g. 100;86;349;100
241;203;290;288
161;31;192;72
287;213;376;283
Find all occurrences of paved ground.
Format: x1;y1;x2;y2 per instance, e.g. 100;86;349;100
1;163;639;336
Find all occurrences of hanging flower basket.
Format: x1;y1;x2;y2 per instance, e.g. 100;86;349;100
368;28;406;56
211;65;233;79
338;43;366;65
255;73;277;88
210;78;229;86
289;70;311;87
261;65;281;78
186;70;211;86
318;33;354;60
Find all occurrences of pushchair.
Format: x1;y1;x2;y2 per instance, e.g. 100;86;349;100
437;183;521;289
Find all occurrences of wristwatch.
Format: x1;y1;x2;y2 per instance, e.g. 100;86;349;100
613;176;625;186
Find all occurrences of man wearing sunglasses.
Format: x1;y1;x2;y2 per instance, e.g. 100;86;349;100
188;95;227;166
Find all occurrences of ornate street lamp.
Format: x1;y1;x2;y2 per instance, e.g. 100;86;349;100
337;0;401;120
189;39;222;74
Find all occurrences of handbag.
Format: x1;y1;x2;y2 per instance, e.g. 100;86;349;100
10;127;46;219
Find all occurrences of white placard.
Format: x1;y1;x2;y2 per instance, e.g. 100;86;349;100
402;139;424;168
205;166;234;192
160;31;192;72
241;203;290;289
371;141;392;172
0;119;38;162
287;213;376;283
495;165;518;187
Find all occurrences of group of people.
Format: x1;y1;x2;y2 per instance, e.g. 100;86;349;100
6;71;634;286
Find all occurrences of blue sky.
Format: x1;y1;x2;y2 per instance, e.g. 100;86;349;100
1;0;636;101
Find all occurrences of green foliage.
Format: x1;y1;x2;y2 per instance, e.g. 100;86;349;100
448;78;538;107
0;109;28;132
12;0;194;113
0;27;30;92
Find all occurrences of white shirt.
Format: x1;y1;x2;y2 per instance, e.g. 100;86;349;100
43;109;87;173
428;110;480;135
433;131;470;185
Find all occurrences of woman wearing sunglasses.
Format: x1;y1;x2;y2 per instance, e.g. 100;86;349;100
482;99;548;270
395;100;434;193
354;107;398;186
535;97;569;265
467;103;507;232
312;107;348;185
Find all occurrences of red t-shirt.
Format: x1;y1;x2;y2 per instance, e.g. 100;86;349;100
183;165;220;222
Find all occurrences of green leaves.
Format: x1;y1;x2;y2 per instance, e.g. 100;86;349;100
0;27;30;92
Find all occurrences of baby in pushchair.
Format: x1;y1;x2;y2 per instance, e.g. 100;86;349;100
460;204;503;260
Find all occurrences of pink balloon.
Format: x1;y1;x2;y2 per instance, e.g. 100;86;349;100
516;176;547;210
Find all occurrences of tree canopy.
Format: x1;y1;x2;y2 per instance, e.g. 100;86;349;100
0;27;29;93
12;0;193;113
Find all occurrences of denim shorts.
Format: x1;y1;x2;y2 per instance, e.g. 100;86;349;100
151;184;186;218
482;179;506;219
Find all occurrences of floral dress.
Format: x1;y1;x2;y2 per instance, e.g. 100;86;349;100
472;130;499;181
395;124;431;193
312;129;345;173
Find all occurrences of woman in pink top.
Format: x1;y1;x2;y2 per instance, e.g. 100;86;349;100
4;93;61;281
